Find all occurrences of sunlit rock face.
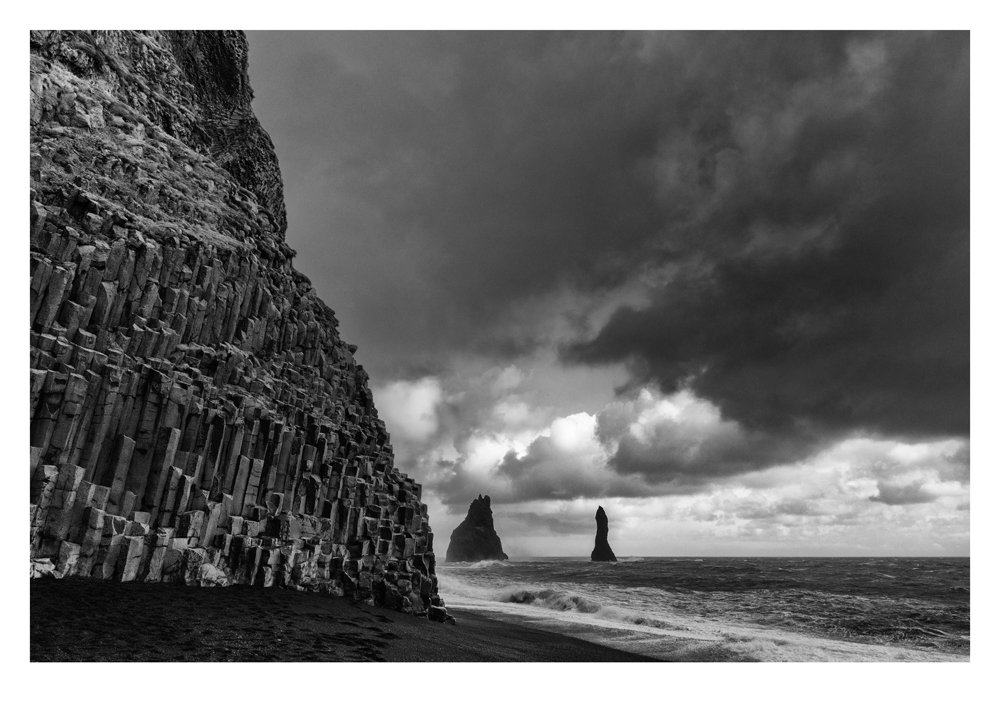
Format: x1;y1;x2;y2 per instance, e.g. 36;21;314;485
445;495;508;563
29;30;449;621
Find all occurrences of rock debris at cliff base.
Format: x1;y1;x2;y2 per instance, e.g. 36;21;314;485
29;30;450;623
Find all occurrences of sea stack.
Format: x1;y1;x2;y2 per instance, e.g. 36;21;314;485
446;495;508;562
591;506;617;562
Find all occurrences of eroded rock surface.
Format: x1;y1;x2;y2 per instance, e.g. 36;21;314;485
28;30;449;620
445;495;508;563
590;506;617;562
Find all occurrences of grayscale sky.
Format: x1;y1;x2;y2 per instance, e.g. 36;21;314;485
245;31;969;557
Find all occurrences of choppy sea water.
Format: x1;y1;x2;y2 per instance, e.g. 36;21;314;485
437;557;970;661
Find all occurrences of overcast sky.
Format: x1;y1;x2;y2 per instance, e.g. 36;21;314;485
246;31;969;557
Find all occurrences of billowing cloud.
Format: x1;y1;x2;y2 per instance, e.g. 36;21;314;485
420;384;969;511
432;410;648;505
372;377;443;443
565;32;969;446
597;389;822;488
246;31;969;555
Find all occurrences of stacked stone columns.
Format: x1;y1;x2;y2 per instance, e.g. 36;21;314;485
29;30;450;621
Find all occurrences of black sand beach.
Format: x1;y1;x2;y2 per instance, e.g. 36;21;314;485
30;578;656;662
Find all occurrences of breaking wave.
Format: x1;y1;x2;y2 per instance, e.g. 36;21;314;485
438;573;682;630
436;557;969;661
447;560;511;569
494;586;686;631
500;586;602;612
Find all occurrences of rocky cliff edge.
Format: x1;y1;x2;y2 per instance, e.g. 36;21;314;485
29;30;450;622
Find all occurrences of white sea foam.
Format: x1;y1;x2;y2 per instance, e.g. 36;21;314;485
470;559;512;569
436;569;965;662
494;586;693;631
446;559;511;569
439;574;712;636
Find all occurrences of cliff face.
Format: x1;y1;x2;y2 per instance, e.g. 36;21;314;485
29;30;448;620
445;495;508;563
590;506;616;562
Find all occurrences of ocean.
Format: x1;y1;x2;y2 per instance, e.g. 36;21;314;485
437;557;970;662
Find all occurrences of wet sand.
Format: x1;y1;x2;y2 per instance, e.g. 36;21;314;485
30;578;657;662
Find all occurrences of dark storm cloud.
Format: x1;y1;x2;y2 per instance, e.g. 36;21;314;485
250;32;964;378
246;31;968;497
493;441;645;501
869;481;940;506
606;419;819;485
500;511;595;537
938;443;971;484
566;31;969;445
248;30;686;377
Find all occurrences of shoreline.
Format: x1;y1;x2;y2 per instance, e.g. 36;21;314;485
440;597;969;662
30;578;657;662
31;576;966;662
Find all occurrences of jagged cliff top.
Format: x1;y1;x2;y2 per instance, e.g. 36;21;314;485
29;29;361;419
446;494;508;562
31;30;287;241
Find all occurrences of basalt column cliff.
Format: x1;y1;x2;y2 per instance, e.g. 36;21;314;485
29;31;449;621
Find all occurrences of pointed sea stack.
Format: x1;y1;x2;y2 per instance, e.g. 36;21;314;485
591;506;617;562
446;495;508;562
